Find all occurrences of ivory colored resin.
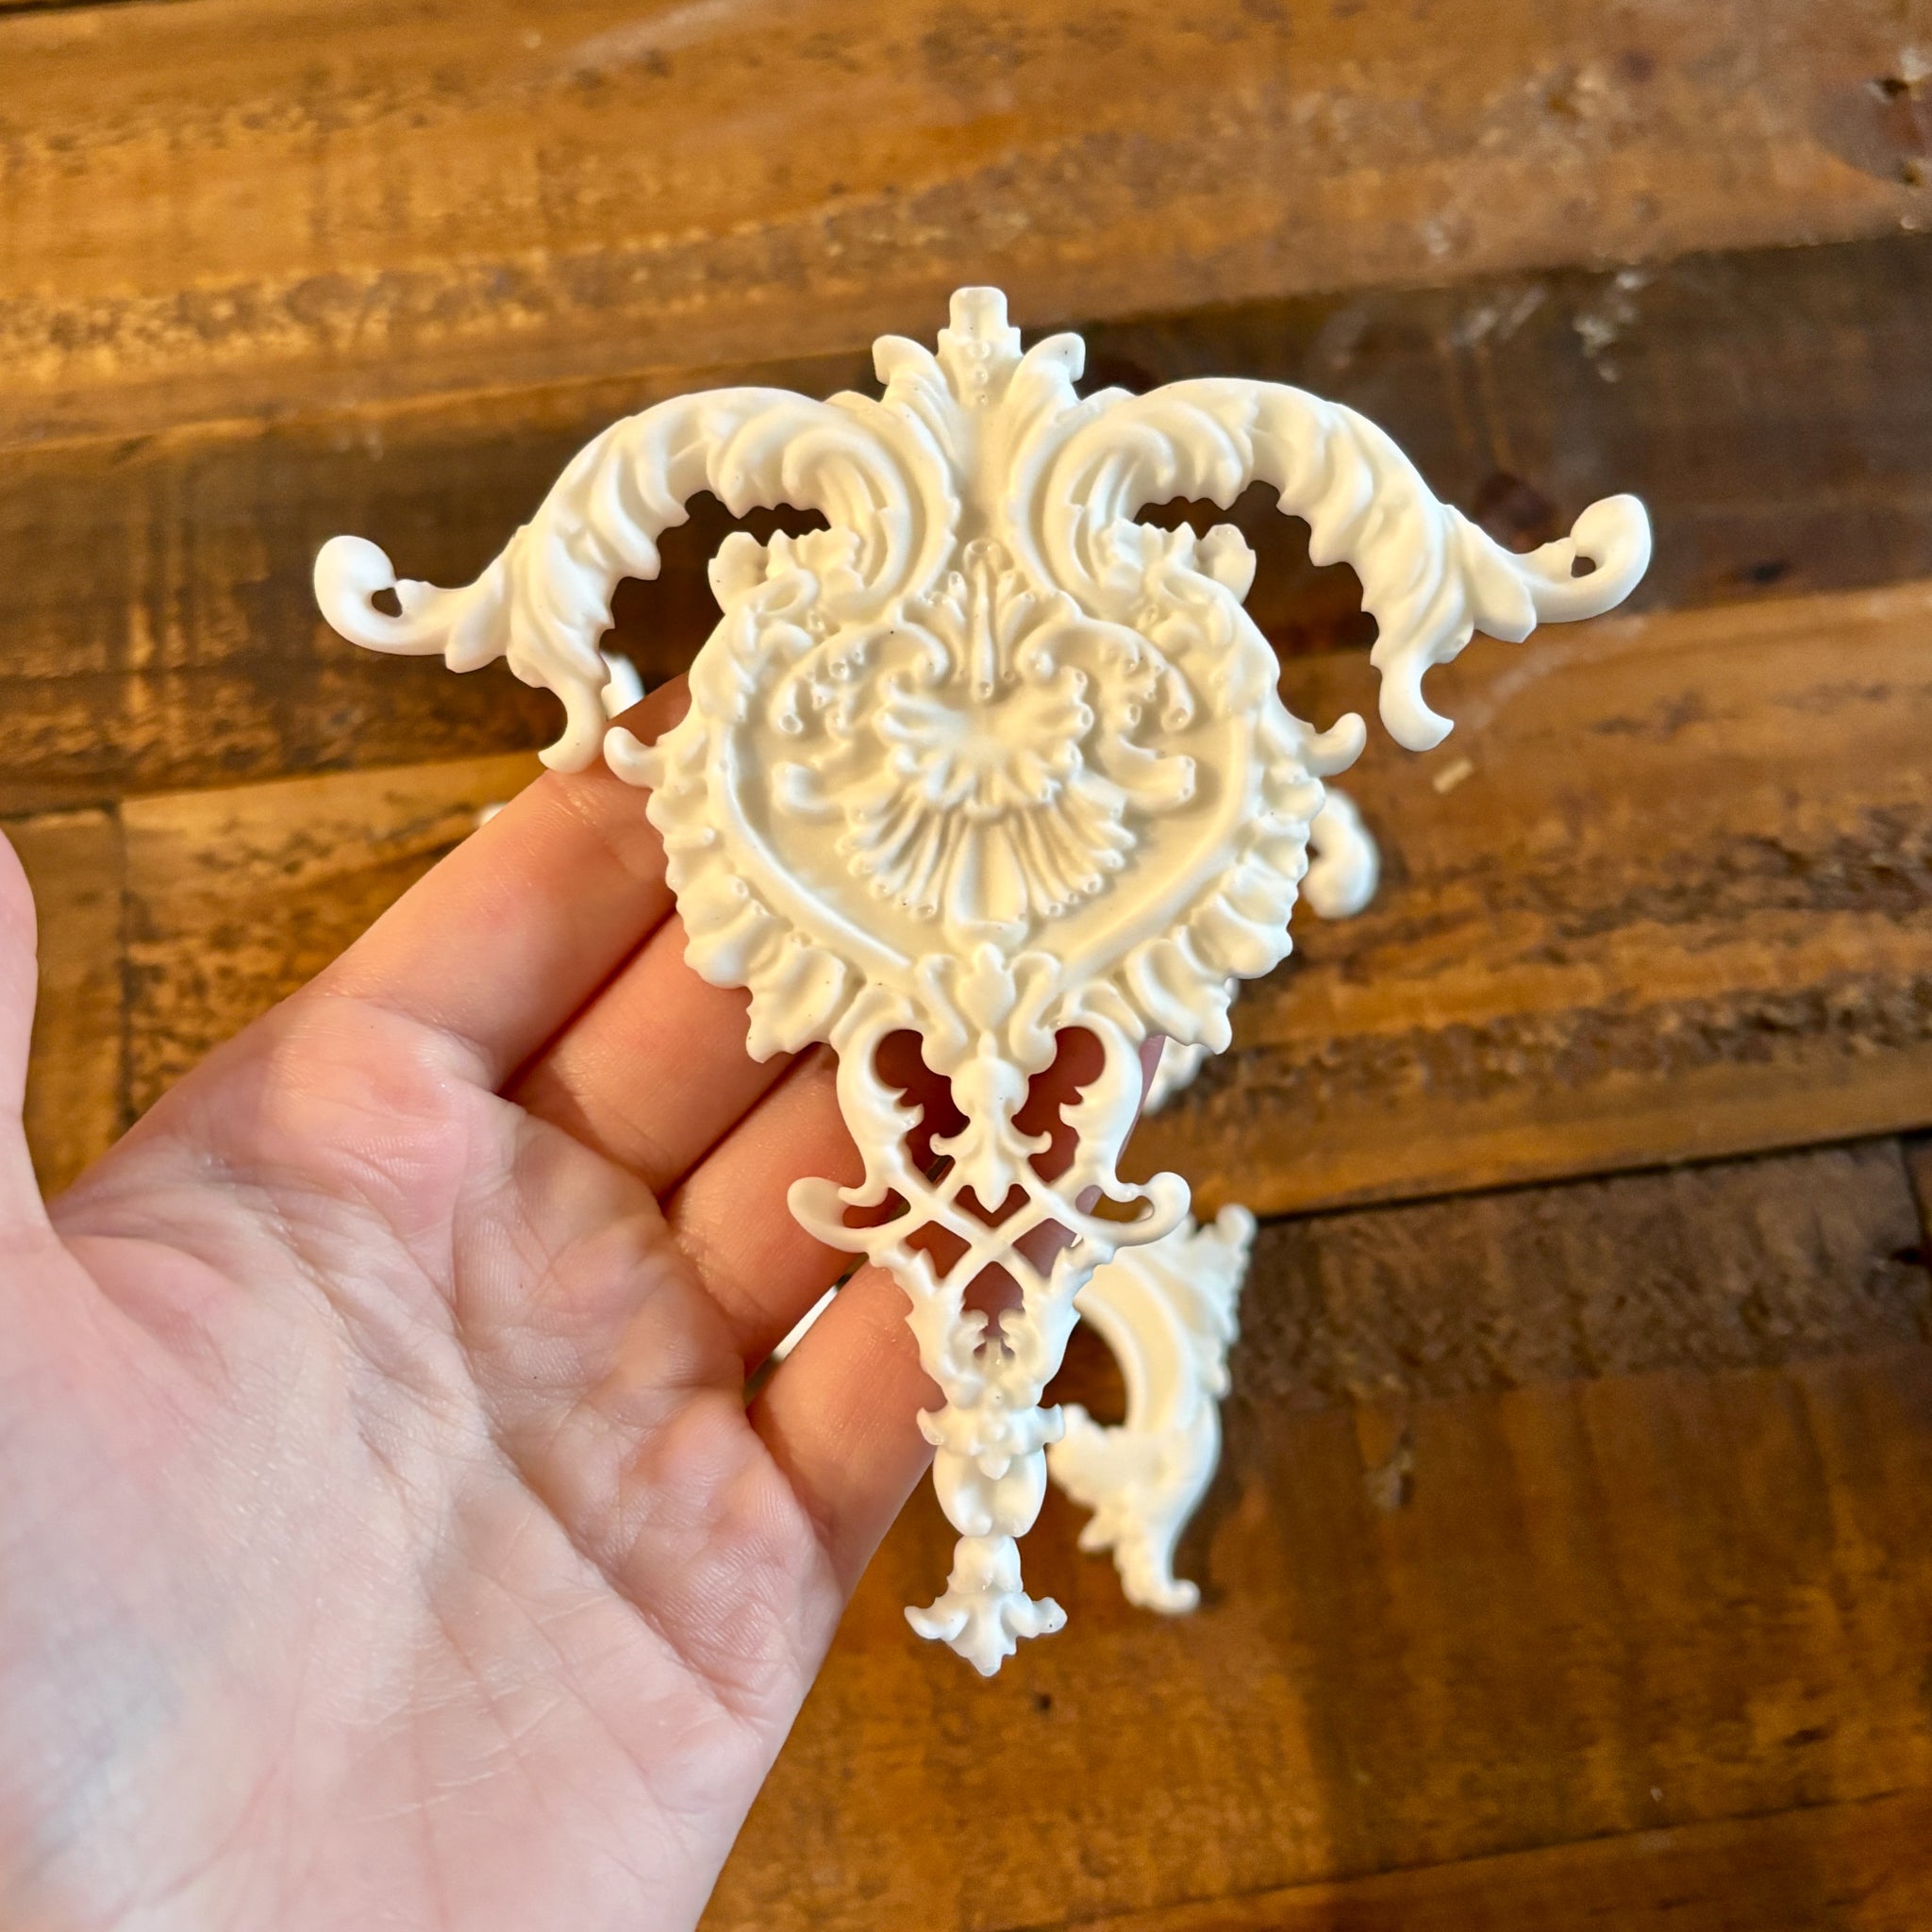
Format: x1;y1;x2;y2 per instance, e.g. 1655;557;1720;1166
1053;1204;1257;1613
316;288;1650;1673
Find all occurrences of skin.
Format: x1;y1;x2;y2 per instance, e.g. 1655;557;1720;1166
0;679;1145;1931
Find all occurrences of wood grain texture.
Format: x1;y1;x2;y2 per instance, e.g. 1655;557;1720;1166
5;0;1929;444
121;752;538;1112
1231;1141;1931;1403
0;350;858;814
708;1146;1932;1930
75;581;1932;1219
1908;1136;1932;1249
6;809;124;1194
8;232;1932;814
1049;1786;1932;1932
1133;579;1932;1216
1096;232;1932;636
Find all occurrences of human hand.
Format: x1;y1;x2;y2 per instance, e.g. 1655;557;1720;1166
0;679;1113;1931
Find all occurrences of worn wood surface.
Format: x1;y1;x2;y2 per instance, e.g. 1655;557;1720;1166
0;363;854;814
707;1144;1932;1930
8;577;1921;1216
1055;1787;1932;1932
5;0;1928;445
9;233;1932;815
1094;231;1932;629
1223;1141;1932;1397
1133;578;1932;1213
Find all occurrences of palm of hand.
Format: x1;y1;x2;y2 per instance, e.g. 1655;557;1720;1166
0;686;961;1932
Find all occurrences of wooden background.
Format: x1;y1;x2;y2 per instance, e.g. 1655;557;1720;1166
7;2;1932;1925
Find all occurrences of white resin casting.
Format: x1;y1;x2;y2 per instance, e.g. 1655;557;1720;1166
769;1200;1258;1617
1052;1204;1257;1613
1142;790;1379;1114
317;288;1650;1673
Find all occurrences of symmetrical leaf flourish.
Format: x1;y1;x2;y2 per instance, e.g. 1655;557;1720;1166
316;288;1650;1672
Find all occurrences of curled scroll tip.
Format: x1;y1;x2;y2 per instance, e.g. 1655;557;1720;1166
1535;491;1653;622
533;681;609;774
603;724;664;790
313;534;405;652
1379;681;1455;754
1306;710;1367;775
1304;788;1380;921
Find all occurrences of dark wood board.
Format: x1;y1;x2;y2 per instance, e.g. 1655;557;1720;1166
7;235;1932;815
1048;1786;1932;1932
1133;580;1932;1214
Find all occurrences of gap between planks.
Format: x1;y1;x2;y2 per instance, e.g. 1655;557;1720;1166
1131;578;1932;1214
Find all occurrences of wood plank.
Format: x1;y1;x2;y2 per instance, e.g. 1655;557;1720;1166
1133;579;1932;1216
8;233;1932;813
1096;233;1932;633
1047;1787;1932;1932
121;752;538;1113
5;809;125;1194
101;582;1932;1217
708;1147;1932;1931
4;0;1928;444
0;352;862;815
1229;1141;1932;1400
1906;1136;1932;1249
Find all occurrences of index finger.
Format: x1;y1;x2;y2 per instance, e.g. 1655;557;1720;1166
311;681;691;1088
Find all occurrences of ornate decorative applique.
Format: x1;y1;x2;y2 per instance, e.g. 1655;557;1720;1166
317;288;1650;1673
1053;1205;1257;1613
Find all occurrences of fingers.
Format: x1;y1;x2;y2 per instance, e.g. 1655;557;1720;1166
311;681;691;1088
749;1260;937;1592
0;833;45;1224
660;1046;862;1362
508;912;794;1199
